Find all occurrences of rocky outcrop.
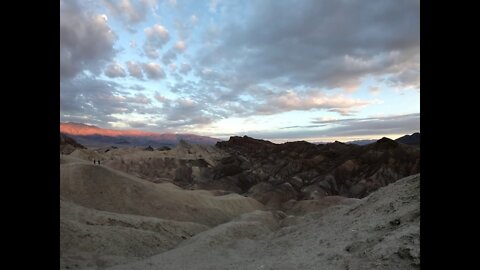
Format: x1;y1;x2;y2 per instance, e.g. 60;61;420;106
60;133;86;154
210;136;419;199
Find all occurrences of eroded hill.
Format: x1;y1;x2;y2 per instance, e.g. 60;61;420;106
104;174;420;270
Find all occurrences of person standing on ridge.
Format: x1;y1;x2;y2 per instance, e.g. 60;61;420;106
93;159;96;165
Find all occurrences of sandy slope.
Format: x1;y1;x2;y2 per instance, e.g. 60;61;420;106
68;142;228;166
61;155;264;227
60;155;266;269
60;199;209;269
66;143;228;185
105;174;420;270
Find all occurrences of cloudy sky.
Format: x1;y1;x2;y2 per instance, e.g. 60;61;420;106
60;0;419;143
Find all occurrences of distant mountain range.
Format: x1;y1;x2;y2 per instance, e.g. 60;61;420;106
395;132;420;146
345;132;420;146
345;139;378;146
60;122;221;147
60;122;420;148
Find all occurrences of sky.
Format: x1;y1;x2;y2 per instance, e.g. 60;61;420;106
60;0;420;143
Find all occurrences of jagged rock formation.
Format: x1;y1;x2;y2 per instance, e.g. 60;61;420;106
210;136;419;207
395;132;420;146
144;145;154;151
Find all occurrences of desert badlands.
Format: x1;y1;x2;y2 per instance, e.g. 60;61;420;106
60;135;419;270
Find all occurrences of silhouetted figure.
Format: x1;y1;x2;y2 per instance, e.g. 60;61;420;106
98;160;101;165
93;159;96;165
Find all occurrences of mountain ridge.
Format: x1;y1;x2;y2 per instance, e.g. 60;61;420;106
60;122;221;147
395;132;420;146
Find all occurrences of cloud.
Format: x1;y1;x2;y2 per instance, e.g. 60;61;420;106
158;80;374;126
151;94;215;129
126;61;144;79
369;86;381;96
168;0;177;7
60;75;158;125
179;63;192;74
143;24;170;59
174;41;187;52
160;41;186;65
386;65;420;90
104;62;127;78
311;113;419;125
164;97;214;124
245;113;420;141
145;24;169;41
149;0;418;126
102;0;154;26
60;76;129;124
60;76;210;130
209;0;219;13
198;0;419;91
190;14;198;24
251;90;372;116
154;92;170;103
311;113;420;137
280;124;326;130
130;84;146;91
162;49;178;65
142;62;165;79
123;93;152;104
60;0;117;79
127;121;149;128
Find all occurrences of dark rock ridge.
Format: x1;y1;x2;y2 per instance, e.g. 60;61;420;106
144;145;154;151
204;136;419;208
395;132;420;146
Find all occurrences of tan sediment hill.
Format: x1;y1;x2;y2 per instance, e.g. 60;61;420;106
60;155;265;269
105;174;420;270
60;199;209;269
66;142;228;187
61;155;264;226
